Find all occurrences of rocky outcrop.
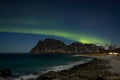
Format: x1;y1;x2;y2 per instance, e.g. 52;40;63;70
30;38;106;54
43;71;57;79
31;39;65;53
65;42;105;53
0;69;11;76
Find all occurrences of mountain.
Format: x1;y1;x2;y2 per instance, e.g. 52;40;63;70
30;38;106;54
114;47;120;53
30;39;66;53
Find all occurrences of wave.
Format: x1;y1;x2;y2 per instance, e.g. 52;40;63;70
49;58;93;72
14;57;93;80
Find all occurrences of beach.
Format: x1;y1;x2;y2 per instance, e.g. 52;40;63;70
90;55;120;74
37;54;120;80
0;54;93;80
14;58;93;80
0;54;120;80
90;55;120;80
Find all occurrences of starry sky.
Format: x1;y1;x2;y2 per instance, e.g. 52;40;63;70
0;0;120;53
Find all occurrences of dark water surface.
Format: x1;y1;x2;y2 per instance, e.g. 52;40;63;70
0;53;89;74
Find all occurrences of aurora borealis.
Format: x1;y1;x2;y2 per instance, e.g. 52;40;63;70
0;0;120;52
0;27;110;44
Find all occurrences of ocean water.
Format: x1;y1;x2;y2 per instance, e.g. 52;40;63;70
0;53;91;75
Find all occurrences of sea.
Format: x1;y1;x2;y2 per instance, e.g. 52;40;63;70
0;53;92;75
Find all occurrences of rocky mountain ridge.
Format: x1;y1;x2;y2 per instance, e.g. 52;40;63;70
30;38;106;54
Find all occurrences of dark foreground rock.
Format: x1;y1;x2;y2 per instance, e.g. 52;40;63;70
0;69;11;76
44;71;57;79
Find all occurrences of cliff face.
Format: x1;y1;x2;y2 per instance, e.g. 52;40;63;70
30;39;106;54
31;39;66;53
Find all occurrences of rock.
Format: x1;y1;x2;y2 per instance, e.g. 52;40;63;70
60;76;69;80
35;76;45;80
27;78;35;80
96;77;105;80
0;69;11;76
44;71;57;79
0;77;6;80
0;71;2;76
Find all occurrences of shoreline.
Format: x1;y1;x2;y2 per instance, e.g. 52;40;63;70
37;54;120;80
36;57;110;80
14;58;93;80
1;54;120;80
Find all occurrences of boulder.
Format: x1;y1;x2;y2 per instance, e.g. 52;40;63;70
96;77;105;80
44;71;57;79
0;69;11;76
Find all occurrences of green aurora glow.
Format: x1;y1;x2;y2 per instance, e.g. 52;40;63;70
0;27;111;45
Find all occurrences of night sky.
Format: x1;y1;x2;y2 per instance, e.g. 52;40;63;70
0;0;120;53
